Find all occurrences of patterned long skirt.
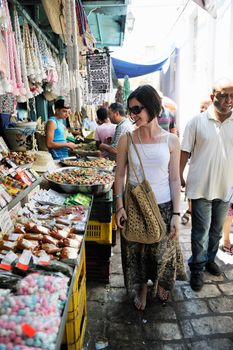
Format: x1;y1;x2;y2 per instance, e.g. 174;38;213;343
120;201;186;300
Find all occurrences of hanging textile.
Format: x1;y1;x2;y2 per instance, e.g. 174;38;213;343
46;47;58;84
2;0;26;96
59;57;70;98
0;32;8;95
0;1;8;94
23;20;41;84
31;28;46;82
76;0;95;49
14;7;32;101
0;94;16;114
65;0;75;111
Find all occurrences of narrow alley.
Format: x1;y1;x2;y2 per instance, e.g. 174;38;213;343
85;195;233;350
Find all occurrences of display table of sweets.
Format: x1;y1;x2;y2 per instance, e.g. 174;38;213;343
0;151;42;213
0;188;92;350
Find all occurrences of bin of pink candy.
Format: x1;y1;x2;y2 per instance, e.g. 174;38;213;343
0;273;69;349
17;273;69;299
0;293;61;317
0;314;61;349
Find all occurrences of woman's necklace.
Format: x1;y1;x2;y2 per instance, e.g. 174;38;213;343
137;127;163;160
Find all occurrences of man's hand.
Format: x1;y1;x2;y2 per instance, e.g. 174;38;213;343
67;142;77;150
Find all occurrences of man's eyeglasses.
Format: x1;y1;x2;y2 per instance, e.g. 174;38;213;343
214;91;233;100
128;105;145;115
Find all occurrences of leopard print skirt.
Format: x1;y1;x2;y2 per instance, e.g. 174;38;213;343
120;201;186;300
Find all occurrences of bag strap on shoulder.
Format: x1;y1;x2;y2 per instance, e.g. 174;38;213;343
127;132;147;183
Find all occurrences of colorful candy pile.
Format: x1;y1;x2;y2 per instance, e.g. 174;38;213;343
0;315;61;349
17;274;69;301
0;273;69;349
0;294;61;317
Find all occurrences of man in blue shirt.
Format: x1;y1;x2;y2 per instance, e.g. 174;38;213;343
46;99;77;160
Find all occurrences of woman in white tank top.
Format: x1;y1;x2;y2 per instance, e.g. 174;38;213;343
114;85;186;310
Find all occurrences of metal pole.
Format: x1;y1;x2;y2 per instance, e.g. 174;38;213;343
8;0;59;54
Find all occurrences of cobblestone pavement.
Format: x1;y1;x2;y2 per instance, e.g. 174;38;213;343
85;197;233;350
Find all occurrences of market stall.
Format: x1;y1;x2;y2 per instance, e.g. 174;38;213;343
0;144;116;349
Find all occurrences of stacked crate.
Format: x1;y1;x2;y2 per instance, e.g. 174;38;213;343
85;190;114;283
63;247;87;350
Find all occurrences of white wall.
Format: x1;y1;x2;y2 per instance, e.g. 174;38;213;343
162;0;233;137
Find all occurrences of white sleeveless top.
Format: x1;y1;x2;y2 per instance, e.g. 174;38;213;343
128;136;171;204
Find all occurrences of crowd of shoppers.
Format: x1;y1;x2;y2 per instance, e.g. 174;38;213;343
47;79;233;304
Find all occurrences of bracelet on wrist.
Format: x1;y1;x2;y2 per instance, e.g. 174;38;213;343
114;193;123;199
116;206;124;214
172;212;180;216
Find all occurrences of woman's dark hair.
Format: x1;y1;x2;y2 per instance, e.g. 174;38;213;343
96;107;108;121
127;85;162;121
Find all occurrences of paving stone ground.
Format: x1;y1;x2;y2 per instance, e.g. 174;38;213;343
84;196;233;350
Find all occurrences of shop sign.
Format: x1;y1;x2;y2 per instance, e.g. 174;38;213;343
86;52;110;94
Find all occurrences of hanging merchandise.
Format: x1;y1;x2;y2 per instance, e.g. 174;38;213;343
76;0;95;50
0;1;7;32
52;55;70;101
59;57;70;98
50;52;61;98
2;0;26;97
31;28;46;82
86;51;111;94
0;31;8;95
37;36;56;82
46;47;58;84
43;48;58;101
14;7;32;101
0;1;8;95
23;20;43;97
65;0;81;112
0;94;16;114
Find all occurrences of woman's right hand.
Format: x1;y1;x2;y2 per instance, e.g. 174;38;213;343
116;207;127;229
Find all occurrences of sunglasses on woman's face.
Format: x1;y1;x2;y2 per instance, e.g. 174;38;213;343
128;105;145;115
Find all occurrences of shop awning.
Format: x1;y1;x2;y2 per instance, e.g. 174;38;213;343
111;56;169;79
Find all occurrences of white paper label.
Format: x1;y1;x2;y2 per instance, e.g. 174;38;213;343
0;207;14;234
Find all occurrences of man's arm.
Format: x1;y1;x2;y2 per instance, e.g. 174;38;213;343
99;143;117;156
169;112;179;136
180;151;190;188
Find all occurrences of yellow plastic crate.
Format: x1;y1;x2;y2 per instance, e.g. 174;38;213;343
86;220;112;244
66;292;87;345
65;315;87;350
72;247;86;295
68;275;86;316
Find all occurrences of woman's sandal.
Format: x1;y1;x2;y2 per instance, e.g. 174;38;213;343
181;210;191;225
220;244;233;255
